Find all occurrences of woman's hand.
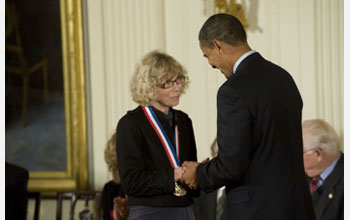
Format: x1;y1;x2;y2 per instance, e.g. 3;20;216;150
174;167;184;182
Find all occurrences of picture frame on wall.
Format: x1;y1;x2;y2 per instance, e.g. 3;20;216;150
5;0;88;193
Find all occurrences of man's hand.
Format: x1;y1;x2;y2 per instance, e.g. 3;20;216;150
113;196;129;220
181;161;200;189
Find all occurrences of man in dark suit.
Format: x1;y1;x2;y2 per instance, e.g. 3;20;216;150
302;119;344;220
181;13;316;220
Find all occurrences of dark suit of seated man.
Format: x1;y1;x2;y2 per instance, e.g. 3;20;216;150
302;119;344;220
5;162;29;220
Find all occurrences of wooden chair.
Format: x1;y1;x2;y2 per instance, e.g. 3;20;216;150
5;2;49;127
56;191;102;220
27;192;41;220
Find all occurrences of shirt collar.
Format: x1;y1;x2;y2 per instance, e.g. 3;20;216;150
319;153;341;184
151;106;174;127
233;50;257;74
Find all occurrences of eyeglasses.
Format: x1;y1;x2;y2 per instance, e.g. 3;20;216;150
159;76;185;89
303;149;315;155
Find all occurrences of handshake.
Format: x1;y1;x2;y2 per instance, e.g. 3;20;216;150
174;158;209;190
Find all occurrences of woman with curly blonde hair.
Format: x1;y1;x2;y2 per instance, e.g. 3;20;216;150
116;50;198;220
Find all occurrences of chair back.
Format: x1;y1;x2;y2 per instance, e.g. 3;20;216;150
27;192;41;220
56;191;101;220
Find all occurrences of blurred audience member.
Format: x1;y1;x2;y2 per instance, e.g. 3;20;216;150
5;162;29;220
101;132;128;220
302;119;343;220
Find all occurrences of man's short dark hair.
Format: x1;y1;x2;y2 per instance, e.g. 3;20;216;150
199;13;247;48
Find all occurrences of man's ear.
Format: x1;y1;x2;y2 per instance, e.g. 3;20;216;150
213;39;223;52
315;147;323;162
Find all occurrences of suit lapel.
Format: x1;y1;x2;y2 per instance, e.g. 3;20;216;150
313;154;343;219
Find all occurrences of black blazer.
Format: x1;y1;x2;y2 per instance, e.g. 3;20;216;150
197;53;316;220
311;153;344;220
117;106;198;207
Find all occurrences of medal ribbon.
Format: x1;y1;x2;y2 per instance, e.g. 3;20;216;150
142;106;180;168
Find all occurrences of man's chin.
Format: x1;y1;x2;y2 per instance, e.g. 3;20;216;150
223;72;232;79
305;170;316;178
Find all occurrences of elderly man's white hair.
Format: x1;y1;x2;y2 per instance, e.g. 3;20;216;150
302;119;340;155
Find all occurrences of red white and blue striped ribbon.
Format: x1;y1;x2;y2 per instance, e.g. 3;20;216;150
142;106;180;168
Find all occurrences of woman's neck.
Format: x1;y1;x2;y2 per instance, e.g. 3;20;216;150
151;101;169;115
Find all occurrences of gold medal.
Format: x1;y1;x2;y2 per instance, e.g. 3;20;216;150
174;182;187;197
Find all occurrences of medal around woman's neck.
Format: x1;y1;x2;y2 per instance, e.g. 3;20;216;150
142;106;187;196
174;182;187;196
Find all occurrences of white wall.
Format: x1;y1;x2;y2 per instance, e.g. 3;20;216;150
32;0;344;219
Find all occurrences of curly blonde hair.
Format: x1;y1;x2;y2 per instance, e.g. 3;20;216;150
130;50;190;106
104;132;121;184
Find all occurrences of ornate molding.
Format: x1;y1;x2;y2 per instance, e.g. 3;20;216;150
215;0;249;27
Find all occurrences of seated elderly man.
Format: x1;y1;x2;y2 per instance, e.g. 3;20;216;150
302;119;343;220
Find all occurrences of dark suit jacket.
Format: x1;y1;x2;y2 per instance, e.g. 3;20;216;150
311;153;344;220
197;53;316;220
192;190;227;220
